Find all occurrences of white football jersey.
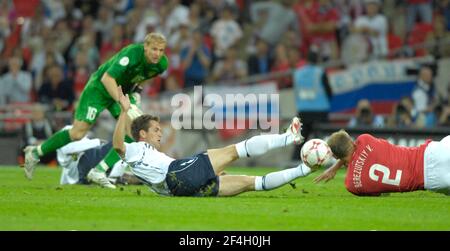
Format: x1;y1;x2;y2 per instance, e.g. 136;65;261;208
124;142;175;195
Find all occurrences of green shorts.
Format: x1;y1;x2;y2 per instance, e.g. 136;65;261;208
75;80;138;124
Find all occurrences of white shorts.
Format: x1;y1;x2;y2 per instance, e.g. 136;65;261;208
423;135;450;195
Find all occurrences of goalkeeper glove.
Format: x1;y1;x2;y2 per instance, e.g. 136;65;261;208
127;103;143;120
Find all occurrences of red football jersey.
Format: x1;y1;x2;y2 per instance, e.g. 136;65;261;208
345;134;431;196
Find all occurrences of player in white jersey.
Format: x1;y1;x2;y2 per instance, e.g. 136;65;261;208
112;88;313;197
57;125;131;185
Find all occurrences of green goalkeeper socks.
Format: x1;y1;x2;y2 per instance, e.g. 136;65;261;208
95;135;135;172
95;148;121;172
34;129;72;157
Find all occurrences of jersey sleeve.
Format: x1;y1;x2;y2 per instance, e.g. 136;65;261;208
123;142;143;163
106;46;140;80
59;138;102;155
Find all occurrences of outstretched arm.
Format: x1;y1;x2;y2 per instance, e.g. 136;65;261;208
113;86;130;158
313;158;346;183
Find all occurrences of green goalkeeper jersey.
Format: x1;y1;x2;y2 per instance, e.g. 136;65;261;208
90;43;168;94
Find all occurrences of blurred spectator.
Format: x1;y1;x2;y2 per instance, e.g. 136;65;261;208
0;57;32;105
292;47;332;161
69;33;100;72
30;38;65;90
442;84;450;106
7;47;30;73
21;2;54;44
406;0;433;32
165;0;190;36
348;99;384;128
0;1;12;54
293;48;332;142
196;2;216;35
430;85;450;127
387;96;426;128
205;0;238;17
335;0;365;39
425;15;450;59
134;14;159;43
383;1;407;46
167;19;191;51
352;0;388;59
211;46;247;83
437;104;450;126
305;0;340;61
61;1;83;31
250;0;299;47
403;96;427;127
293;47;332;124
292;0;315;55
247;38;271;76
94;5;115;43
52;19;75;57
105;0;134;14
425;103;442;127
387;101;415;128
128;0;155;42
164;74;182;92
180;30;212;87
70;51;92;98
287;46;306;70
78;14;99;44
280;29;302;53
435;0;450;31
75;1;99;17
186;2;202;32
341;29;370;66
100;23;131;63
166;20;193;87
42;0;66;21
38;64;75;111
270;43;291;88
20;105;55;164
210;5;243;59
411;66;436;114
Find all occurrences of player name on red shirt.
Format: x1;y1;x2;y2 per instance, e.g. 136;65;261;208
345;134;431;196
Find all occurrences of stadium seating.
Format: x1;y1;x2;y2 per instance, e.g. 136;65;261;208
407;23;434;56
387;33;403;58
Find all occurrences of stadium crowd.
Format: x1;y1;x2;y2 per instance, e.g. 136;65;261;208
0;0;450;137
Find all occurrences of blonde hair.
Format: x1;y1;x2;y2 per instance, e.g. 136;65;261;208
327;129;354;160
144;32;167;46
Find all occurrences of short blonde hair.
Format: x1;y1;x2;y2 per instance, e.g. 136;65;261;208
144;32;167;46
327;129;354;160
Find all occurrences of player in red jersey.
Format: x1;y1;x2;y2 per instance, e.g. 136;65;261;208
314;129;450;196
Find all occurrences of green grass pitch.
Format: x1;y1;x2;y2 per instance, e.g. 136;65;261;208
0;166;449;230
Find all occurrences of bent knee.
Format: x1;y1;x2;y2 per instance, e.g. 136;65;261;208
69;127;89;140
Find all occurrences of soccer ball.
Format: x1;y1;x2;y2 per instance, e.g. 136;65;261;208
300;139;333;170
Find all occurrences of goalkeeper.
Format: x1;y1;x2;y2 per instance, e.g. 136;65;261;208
24;32;169;189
